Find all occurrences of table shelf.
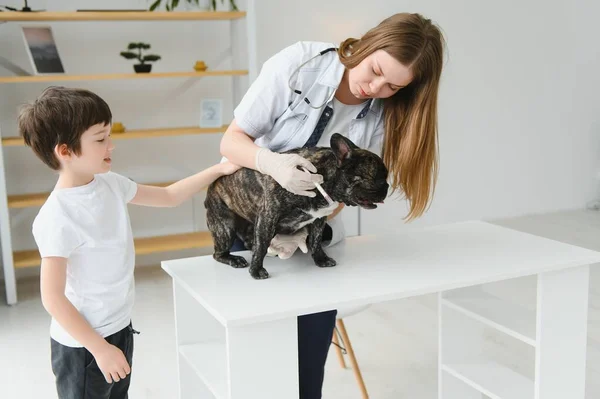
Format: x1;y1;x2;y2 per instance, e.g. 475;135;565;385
442;362;533;399
179;341;227;399
442;286;537;346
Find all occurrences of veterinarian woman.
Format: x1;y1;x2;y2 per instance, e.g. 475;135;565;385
220;12;445;399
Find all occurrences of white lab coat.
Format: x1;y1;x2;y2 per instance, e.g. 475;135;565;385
234;41;385;246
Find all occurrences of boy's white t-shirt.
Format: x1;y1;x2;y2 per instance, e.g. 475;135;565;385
32;171;138;348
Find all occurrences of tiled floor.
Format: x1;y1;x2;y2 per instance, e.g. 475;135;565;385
1;209;599;398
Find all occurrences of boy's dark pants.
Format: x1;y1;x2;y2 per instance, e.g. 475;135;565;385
51;323;136;399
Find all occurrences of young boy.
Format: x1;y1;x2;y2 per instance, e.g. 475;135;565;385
18;86;240;398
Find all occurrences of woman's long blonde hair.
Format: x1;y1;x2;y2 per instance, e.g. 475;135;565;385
339;13;446;221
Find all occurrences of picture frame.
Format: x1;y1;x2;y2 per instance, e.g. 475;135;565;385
199;99;223;128
21;25;66;75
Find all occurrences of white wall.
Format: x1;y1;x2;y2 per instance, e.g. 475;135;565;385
253;0;600;234
1;0;599;280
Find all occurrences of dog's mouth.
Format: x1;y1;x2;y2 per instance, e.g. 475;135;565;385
343;182;389;210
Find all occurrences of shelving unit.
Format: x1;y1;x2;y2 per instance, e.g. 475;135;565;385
0;2;257;305
0;11;246;21
2;125;228;147
0;70;248;84
8;180;173;208
438;269;589;399
14;231;213;268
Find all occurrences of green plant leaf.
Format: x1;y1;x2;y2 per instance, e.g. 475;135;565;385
143;55;162;62
128;43;140;49
166;2;170;11
149;0;162;11
172;0;180;9
120;51;138;59
210;0;216;10
230;0;238;11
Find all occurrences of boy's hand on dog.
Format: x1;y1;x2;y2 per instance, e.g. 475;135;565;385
255;148;323;197
219;161;242;176
93;342;131;384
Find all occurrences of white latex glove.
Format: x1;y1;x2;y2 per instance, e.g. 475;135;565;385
267;228;309;259
255;148;323;197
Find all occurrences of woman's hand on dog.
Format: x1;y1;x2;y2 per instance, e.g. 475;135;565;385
268;228;309;259
255;148;323;197
268;202;340;259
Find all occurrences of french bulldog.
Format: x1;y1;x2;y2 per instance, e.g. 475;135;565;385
204;133;389;279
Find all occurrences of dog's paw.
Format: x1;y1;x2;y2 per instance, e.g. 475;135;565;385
214;253;248;268
229;256;249;269
314;256;337;268
250;267;269;280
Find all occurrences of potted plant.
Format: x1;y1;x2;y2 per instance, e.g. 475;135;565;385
148;0;238;11
120;42;161;73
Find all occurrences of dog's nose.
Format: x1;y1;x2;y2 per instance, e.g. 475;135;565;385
376;181;389;200
376;180;389;190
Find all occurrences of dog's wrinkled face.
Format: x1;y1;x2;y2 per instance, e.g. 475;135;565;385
329;134;389;209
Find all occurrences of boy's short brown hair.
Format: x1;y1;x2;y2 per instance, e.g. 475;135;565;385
18;86;112;170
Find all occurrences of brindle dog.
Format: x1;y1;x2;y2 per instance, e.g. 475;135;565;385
204;133;389;279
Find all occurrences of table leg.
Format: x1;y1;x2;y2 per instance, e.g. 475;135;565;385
226;316;299;398
535;265;590;399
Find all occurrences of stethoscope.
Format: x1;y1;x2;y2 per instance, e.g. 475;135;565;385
288;47;338;110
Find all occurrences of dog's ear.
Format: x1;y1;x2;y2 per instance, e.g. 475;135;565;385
330;133;358;165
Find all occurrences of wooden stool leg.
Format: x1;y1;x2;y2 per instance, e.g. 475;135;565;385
331;326;347;369
337;319;369;399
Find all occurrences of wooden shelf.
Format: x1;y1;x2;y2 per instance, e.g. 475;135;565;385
7;181;174;209
13;230;213;268
8;192;52;209
0;11;246;21
0;69;248;84
2;125;228;147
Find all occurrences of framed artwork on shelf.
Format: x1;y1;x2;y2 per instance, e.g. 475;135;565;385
21;25;66;75
199;99;223;128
